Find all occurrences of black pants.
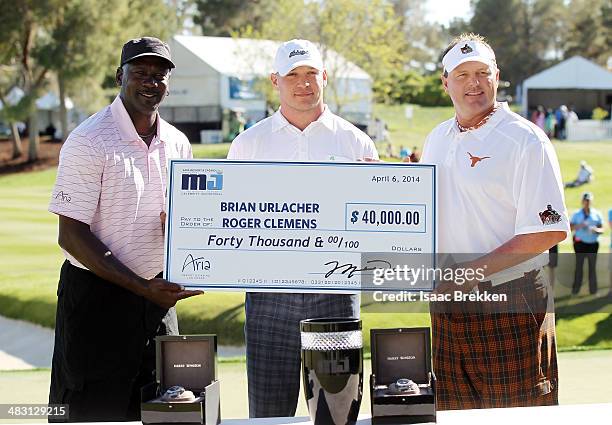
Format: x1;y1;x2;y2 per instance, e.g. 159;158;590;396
49;261;178;422
572;241;599;295
50;348;156;422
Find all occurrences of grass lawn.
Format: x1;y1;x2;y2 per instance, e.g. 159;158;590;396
1;105;611;351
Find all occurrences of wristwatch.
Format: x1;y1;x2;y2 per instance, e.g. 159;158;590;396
162;385;185;401
162;385;196;402
395;378;419;394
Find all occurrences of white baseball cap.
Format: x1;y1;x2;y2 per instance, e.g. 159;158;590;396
442;40;496;74
273;39;324;76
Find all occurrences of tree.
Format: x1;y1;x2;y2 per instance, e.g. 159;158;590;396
238;0;406;114
374;70;451;106
0;68;26;159
0;0;179;161
466;0;567;87
0;0;62;162
38;0;122;142
42;0;179;141
0;22;26;159
374;70;425;104
563;0;611;65
391;0;448;69
446;17;471;39
193;0;273;36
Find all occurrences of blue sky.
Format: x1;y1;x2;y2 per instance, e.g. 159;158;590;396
425;0;472;25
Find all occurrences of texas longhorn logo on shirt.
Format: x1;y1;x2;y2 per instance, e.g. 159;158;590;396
539;205;562;225
467;152;491;167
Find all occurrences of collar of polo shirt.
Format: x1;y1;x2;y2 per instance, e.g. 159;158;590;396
272;105;335;133
445;102;509;140
111;96;172;144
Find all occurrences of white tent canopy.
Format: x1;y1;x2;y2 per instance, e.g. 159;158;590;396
172;35;371;81
36;92;74;110
521;56;612;115
0;87;74;111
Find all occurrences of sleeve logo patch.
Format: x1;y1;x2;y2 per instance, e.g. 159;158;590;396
54;191;71;203
539;204;561;225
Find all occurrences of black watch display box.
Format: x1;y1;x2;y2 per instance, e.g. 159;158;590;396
370;327;436;424
141;335;220;425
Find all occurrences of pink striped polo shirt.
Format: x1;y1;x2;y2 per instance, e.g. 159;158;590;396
49;96;192;279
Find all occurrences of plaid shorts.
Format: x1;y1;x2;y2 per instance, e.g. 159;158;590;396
245;292;358;418
431;269;558;410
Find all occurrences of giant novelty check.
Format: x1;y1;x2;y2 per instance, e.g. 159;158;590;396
164;160;436;293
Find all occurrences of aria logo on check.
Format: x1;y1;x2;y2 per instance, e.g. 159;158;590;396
182;253;211;273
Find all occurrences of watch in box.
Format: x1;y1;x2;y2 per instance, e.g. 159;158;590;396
141;335;220;425
370;327;436;424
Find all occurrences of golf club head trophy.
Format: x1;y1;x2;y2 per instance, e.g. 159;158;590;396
300;318;363;425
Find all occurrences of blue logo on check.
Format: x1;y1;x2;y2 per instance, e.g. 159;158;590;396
181;173;223;191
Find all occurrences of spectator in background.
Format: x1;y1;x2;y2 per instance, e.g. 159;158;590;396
571;192;603;295
530;107;538;124
568;106;579;123
535;106;545;130
555;105;568;140
565;160;594;188
244;117;257;130
372;117;385;142
565;106;579;139
44;123;57;140
385;142;394;158
409;145;420;162
16;121;26;137
531;105;545;131
382;123;391;144
544;108;556;138
399;145;410;161
229;109;247;139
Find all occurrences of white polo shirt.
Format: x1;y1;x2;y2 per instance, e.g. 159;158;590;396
49;96;192;279
422;102;569;284
227;107;378;161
